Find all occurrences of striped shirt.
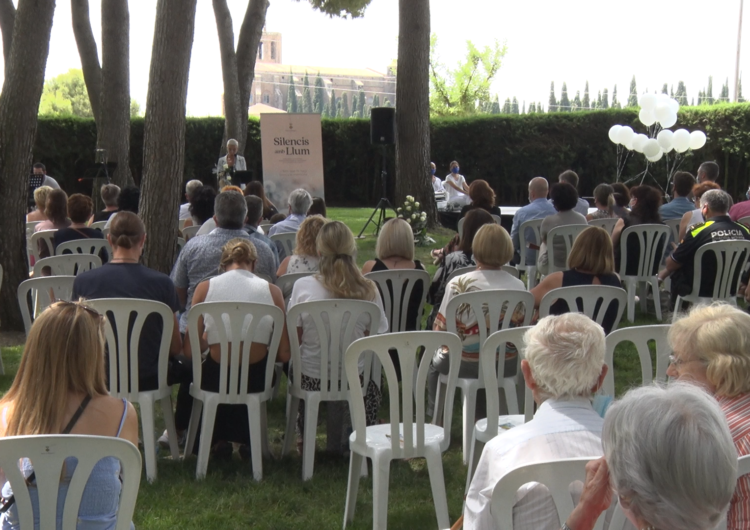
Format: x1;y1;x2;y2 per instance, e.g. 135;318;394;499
719;393;750;530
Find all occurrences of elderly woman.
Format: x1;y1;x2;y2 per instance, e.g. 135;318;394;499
537;182;588;275
216;138;247;187
90;184;121;224
460;179;502;218
585;183;616;220
678;181;722;241
664;303;750;530
25;185;53;223
564;383;737;530
277;215;326;276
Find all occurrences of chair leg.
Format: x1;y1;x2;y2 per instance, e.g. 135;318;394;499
184;397;203;458
247;402;264;481
139;396;157;482
462;387;476;465
160;396;180;461
465;431;484;498
302;397;321;481
672;296;683;323
650;278;662;321
432;380;445;426
196;400;218;479
503;378;519;415
260;402;271;459
639;281;648;313
371;456;391;530
425;446;450;530
282;396;300;457
343;451;364;528
626;279;635;323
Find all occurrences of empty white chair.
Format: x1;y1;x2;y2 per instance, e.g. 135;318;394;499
518;218;543;289
90;220;108;231
17;276;75;335
545;224;588;274
33;254;101;277
602;325;671;396
0;434;142;530
446;265;477;284
588;217;618;235
343;331;463;530
617;224;670;322
282;299;382;481
56;238;113;262
184;301;284;480
84;298;181;483
673;240;750;319
539;285;627;333
28;229;58;266
271;232;297;258
182;225;201;240
365;269;430;333
490;457;607;530
274;272;314;306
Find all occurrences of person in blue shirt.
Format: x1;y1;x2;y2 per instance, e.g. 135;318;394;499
510;177;556;265
555;170;590;216
660;171;696;220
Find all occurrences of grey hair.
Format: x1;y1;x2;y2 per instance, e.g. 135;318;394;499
185;179;203;200
227;138;238;148
700;189;733;214
100;184;120;207
523;313;605;399
604;383;737;530
288;188;313;215
214;191;247;229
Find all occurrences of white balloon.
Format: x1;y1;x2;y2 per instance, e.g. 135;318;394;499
618;125;635;146
656;129;674;150
647;149;664;162
668;98;680;114
632;134;649;153
639;93;657;110
639;108;656;126
655;104;672;124
643;138;661;158
659;111;678;129
656;93;670;106
608;124;623;144
672;129;691;153
689;130;707;150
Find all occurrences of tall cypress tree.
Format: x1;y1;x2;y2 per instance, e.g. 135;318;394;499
491;95;500;114
350;92;359;117
611;85;621;108
342;92;350;118
329;89;337;117
572;90;581;111
313;73;325;114
528;102;536;113
627;75;638;107
661;83;669;94
301;72;313;113
739;78;745;103
707;76;714;104
287;72;298;113
676;81;688;106
372;94;380;107
596;91;602;109
502;98;511;113
358;89;366;116
720;78;729;103
511;96;519;114
670;85;674;98
335;99;343;118
559;82;570;112
522;101;526;114
602;88;609;109
582;81;591;110
548;81;557;112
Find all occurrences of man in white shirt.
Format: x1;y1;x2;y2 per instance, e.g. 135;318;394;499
431;162;445;196
464;313;608;530
179;179;203;220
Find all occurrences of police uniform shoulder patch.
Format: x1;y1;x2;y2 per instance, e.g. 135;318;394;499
689;220;713;237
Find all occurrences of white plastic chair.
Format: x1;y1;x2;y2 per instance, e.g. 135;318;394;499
184;301;284;480
282;299;382;481
102;227;110;239
433;290;534;464
270;232;297;258
179;219;188;231
518;218;543;289
28;229;58;266
90;220;108;231
602;325;671;396
25;221;42;234
446;265;477;284
673;240;750;320
539;285;627;333
664;218;681;242
738;216;750;228
0;434;141;530
490;457;607;530
588;217;618;235
501;265;520;278
617;224;670;322
259;222;273;234
84;298;181;483
17;276;76;335
365;269;430;333
182;225;201;240
56;238;113;262
33;254;101;277
274;272;314;307
343;331;463;530
546;224;588;274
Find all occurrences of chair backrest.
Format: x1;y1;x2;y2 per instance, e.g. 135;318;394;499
492;214;503;225
664;218;681;242
25;221;42;235
270;232;297;257
603;325;671;396
259;222;273;234
84;298;174;399
178;219;188;231
365;269;431;332
547;224;588;274
617;224;670;278
187;301;284;402
490;457;606;530
90;220;107;231
738;216;750;229
286;300;382;401
33;254;101;277
56;238;113;262
17;276;76;334
445;290;534;345
345;331;463;457
0;434;141;530
588;217;618;235
182;225;201;240
501;265;519;278
29;230;58;264
446;265;477;284
518;218;543;270
102;227;110;239
538;285;627;332
688;240;750;300
275;272;315;306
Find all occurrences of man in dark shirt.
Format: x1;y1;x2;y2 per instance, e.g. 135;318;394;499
659;189;750;309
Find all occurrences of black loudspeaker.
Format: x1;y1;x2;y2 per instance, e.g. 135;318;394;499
370;107;395;145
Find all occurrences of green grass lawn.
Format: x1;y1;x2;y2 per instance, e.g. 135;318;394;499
0;207;661;529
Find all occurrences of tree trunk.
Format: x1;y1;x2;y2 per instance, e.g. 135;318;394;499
99;0;133;188
395;0;435;225
140;0;198;274
71;0;102;124
0;0;56;331
0;0;15;75
213;0;242;155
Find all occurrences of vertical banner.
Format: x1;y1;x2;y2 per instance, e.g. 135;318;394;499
260;113;325;211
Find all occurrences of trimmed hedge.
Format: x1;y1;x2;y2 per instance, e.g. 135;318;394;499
33;104;750;207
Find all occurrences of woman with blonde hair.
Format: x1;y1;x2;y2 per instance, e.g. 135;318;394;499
277;215;326;276
288;221;388;453
0;301;138;529
185;238;290;457
25;185;53;223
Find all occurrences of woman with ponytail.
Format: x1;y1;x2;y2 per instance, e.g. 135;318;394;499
288;221;388;454
586;183;616;220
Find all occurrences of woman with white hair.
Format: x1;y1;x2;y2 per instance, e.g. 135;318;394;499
217;138;247;187
565;383;737;530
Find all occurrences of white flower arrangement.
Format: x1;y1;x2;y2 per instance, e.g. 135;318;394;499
396;194;431;246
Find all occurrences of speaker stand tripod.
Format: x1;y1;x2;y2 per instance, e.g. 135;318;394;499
358;148;397;238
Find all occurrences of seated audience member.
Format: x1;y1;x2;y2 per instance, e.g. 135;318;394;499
25;185;53;223
268;188;312;237
564;383;737;530
444;160;470;206
54;194;105;252
460;179;501;218
196;187;244;236
183;185;216;230
35;188;71;259
277;215;326;276
90;184;121;224
612;184;664;275
659;190;750;310
730;182;750;222
697;160;721;184
288;221;388;454
585;183;615;220
509;176;556;266
179;179;203;221
531;226;622;334
172;191;276;334
537;182;588;275
73;212;191;448
556;169;589;216
427;224;524;417
660;171;696;220
269;212;286;224
307;197;326;217
427;209;495;328
103;185;141;229
464;313;608;529
244;180;279;220
244;195;280;267
678;181;721;241
184;239;290;456
430;162;445;195
611;182;631;218
0;301;139;530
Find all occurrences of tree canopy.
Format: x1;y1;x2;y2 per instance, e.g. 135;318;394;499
299;0;371;17
39;68;92;117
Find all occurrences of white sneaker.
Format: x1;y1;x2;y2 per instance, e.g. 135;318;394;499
158;429;185;449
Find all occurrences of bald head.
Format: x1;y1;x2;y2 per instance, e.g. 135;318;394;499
529;177;549;201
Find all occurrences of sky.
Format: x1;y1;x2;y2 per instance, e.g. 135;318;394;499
0;0;746;116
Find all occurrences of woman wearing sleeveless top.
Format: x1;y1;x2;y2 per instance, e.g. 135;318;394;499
184;239;290;456
586;183;616;220
678;181;721;242
0;301;139;530
276;215;326;276
531;226;622;333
